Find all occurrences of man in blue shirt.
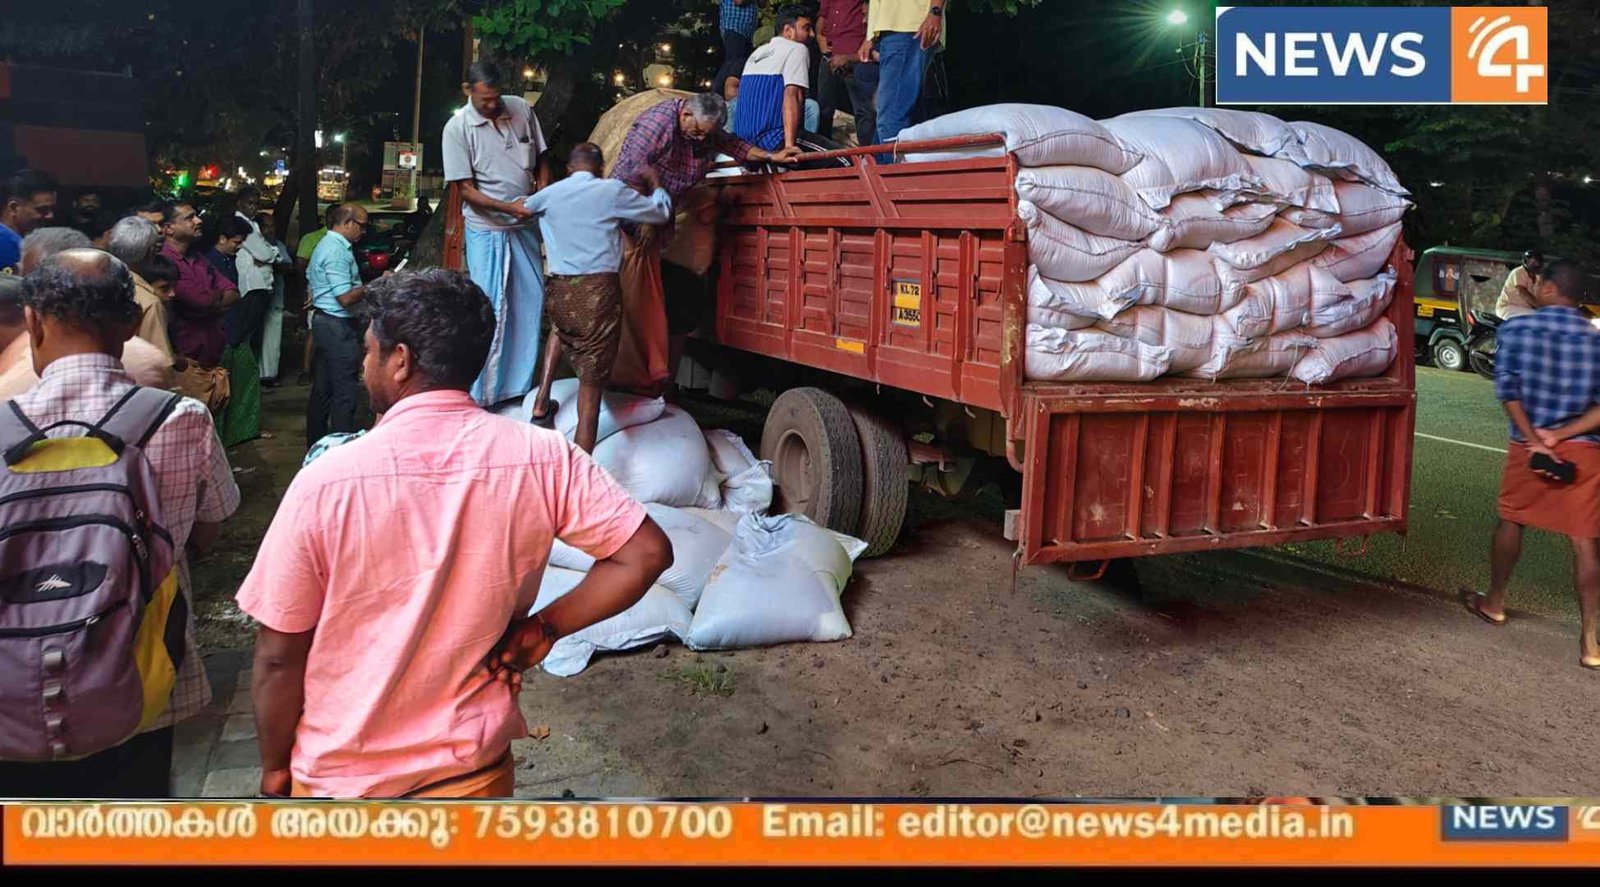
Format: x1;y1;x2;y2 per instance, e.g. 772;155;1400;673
0;170;59;277
1467;259;1600;669
716;0;762;100
523;144;673;452
305;203;371;449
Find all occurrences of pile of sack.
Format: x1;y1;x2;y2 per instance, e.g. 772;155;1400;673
899;106;1413;385
515;380;866;676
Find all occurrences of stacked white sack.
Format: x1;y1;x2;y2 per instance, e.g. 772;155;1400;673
903;105;1411;384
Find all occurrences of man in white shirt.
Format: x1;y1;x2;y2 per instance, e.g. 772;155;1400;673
442;58;552;408
731;5;816;152
230;187;278;361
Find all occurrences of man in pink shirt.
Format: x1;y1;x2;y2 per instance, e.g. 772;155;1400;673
237;269;671;799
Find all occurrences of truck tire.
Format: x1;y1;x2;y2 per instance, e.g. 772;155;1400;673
1432;337;1468;372
762;387;864;534
846;403;909;558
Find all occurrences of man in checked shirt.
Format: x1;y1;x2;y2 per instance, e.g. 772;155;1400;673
607;93;798;394
1464;259;1600;670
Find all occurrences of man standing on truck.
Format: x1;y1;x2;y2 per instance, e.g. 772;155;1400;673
443;59;552;409
732;6;816;153
609;93;799;393
1465;259;1600;670
817;0;878;145
1495;249;1544;320
0;169;59;276
861;0;946;158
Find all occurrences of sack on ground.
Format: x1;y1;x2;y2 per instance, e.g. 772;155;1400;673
1208;218;1343;270
684;513;861;651
1095;306;1217;373
1291;318;1399;385
1222;266;1313;339
644;503;733;610
1125;108;1306;159
1020;201;1143;282
532;569;692;676
1014;166;1165;240
591;405;721;508
1101;115;1262;210
525;378;667;445
1239;155;1340;213
1305;267;1396;338
703;430;774;514
1285;121;1409;196
1188;331;1317;380
899;104;1143;173
1148;194;1276;252
1309;222;1403;283
1025;325;1173;382
1327;181;1412;237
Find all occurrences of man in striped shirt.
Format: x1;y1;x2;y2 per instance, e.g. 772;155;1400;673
733;6;816;153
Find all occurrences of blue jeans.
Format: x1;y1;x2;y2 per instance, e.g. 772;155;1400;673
874;32;932;161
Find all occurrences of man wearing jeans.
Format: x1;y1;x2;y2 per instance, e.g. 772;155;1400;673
817;0;877;145
716;0;761;98
861;0;946;157
304;203;371;449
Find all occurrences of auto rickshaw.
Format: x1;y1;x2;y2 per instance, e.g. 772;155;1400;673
1413;246;1522;375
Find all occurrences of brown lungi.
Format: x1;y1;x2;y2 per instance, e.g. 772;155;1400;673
546;271;624;385
1499;440;1600;538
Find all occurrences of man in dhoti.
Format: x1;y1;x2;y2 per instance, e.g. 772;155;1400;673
443;58;551;407
608;93;799;394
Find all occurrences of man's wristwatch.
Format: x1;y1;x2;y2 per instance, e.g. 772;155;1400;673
929;6;943;17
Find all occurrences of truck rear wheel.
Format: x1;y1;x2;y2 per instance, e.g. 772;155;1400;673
762;388;864;534
846;403;909;558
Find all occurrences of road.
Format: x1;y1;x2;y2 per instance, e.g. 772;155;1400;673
183;364;1594;798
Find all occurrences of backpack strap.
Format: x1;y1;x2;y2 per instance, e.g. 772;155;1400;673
93;387;183;451
0;400;45;466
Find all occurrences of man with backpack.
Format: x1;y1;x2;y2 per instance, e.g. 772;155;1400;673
0;250;239;797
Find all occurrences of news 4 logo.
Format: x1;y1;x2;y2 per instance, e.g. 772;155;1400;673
1440;805;1568;842
1216;6;1548;105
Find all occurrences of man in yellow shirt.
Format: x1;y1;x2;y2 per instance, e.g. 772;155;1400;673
1496;249;1544;320
859;0;947;159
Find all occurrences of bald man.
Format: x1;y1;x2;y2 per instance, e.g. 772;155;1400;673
306;202;372;448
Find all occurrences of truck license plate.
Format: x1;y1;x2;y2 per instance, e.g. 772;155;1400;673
892;281;922;327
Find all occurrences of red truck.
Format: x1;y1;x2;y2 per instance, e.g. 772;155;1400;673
449;134;1417;571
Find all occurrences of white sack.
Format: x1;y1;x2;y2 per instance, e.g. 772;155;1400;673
1095;306;1217;373
684;513;862;651
532;569;692;676
1222;267;1313;340
1020;200;1143;282
1014;166;1165;240
1328;181;1412;237
1028;265;1104;325
644;503;733;610
898;104;1142;172
1095;249;1229;317
1286;121;1409;196
1306;267;1396;338
703;429;773;514
1189;331;1317;380
1209;218;1343;270
1125;108;1306;159
1101;115;1263;210
1310;222;1404;283
1215;236;1334;289
1025;325;1172;382
1240;155;1340;213
680;507;742;534
591;405;721;508
1279;207;1341;230
1029;301;1098;330
1291;318;1399;385
521;378;667;444
1148;194;1277;252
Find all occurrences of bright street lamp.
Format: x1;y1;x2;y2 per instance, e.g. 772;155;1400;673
1166;9;1188;26
1162;9;1206;107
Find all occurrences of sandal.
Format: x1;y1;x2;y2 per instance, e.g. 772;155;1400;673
1460;590;1507;626
1582;655;1600;671
529;398;559;429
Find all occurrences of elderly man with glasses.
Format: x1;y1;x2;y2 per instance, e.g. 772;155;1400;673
305;202;372;449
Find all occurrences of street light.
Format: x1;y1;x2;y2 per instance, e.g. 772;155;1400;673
1163;8;1207;107
1166;9;1188;26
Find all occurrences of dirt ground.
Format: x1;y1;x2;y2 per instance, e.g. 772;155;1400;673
202;378;1598;799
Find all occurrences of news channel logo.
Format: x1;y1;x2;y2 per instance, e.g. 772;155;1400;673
1437;805;1600;842
1215;6;1548;105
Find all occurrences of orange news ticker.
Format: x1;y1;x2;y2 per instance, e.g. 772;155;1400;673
6;802;1600;867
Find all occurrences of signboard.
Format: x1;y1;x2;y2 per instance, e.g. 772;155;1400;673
892;281;923;328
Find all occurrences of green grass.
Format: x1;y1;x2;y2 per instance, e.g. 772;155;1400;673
1280;366;1578;622
664;661;738;697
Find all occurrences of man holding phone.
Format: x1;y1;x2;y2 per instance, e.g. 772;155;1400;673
1466;259;1600;671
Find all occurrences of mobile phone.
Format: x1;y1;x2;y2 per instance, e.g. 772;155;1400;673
1531;451;1577;484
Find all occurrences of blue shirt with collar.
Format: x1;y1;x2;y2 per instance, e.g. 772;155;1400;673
523;172;673;276
307;229;361;318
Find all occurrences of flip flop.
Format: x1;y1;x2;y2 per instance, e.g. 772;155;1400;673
1582;656;1600;671
1460;590;1507;626
529;398;559;429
